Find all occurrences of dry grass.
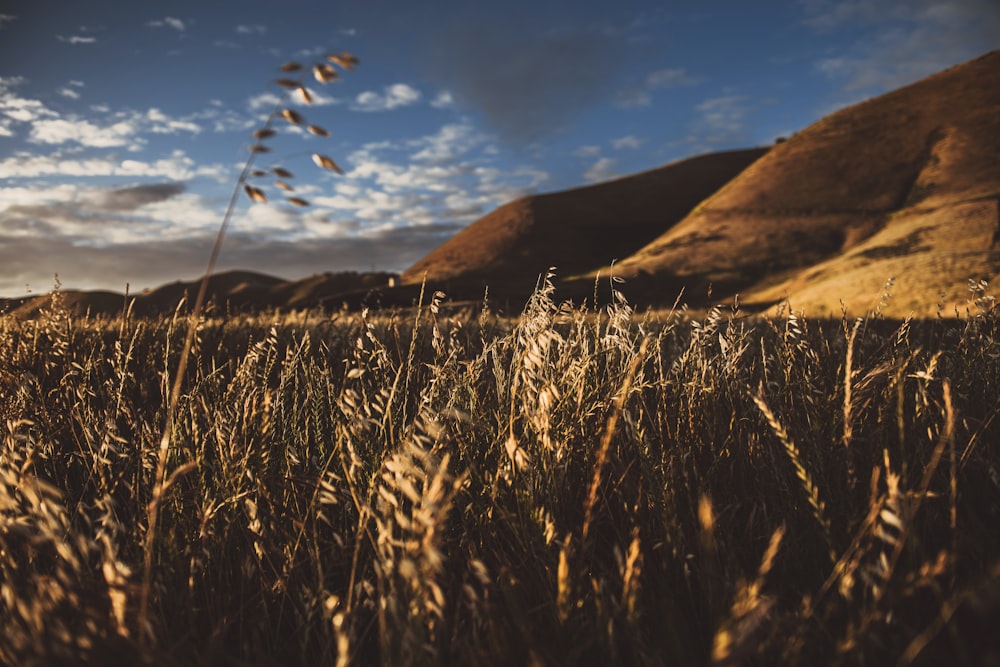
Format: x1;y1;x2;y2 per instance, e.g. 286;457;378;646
1;275;999;665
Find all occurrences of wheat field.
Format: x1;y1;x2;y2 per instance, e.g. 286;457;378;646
1;276;998;666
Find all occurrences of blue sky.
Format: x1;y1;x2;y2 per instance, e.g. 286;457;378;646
1;0;998;295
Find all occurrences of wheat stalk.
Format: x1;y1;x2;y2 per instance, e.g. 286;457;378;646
137;51;360;651
753;388;835;563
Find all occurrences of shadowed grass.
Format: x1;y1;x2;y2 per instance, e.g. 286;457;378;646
1;276;998;665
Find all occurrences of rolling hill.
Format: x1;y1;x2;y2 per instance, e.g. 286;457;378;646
596;49;1000;315
5;50;998;319
0;270;399;319
406;49;1000;316
400;147;769;298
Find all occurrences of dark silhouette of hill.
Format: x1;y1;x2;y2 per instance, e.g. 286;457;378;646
0;270;399;319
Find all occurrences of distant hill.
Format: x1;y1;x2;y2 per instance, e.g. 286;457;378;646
401;147;769;297
0;270;399;319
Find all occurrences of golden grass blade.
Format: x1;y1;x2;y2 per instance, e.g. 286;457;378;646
275;180;294;191
312;153;344;174
307;124;330;137
328;52;359;69
276;78;300;89
249;144;271;153
280;61;304;72
297;85;313;104
252;128;277;140
280;108;305;124
287;197;310;207
244;185;267;203
272;167;294;178
313;63;338;83
250;169;268;177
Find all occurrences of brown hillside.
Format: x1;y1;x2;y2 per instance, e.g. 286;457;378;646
607;50;1000;315
401;147;769;296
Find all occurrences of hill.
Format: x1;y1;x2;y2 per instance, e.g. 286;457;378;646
0;270;399;319
400;147;769;298
602;50;1000;315
399;50;1000;316
6;51;999;319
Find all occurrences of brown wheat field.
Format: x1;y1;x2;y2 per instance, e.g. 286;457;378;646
1;276;999;666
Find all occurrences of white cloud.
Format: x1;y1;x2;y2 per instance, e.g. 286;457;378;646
147;17;186;31
235;24;267;35
694;95;751;143
573;145;601;157
584;157;619;183
409;123;484;163
3;82;201;145
431;91;455;109
352;84;422;112
611;135;643;150
0;150;226;181
291;86;339;106
1;84;58;123
57;35;96;45
146;108;202;134
30;118;140;148
0;14;16;29
247;92;284;113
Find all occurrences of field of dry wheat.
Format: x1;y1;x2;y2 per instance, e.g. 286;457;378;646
1;277;998;666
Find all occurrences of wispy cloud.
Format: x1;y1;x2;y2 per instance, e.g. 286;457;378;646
147;17;186;32
584;157;619;183
5;91;203;149
0;14;16;30
145;108;202;134
235;24;267;35
803;0;1000;92
616;67;698;108
351;84;422;112
57;35;96;45
430;91;455;109
0;150;226;181
30;118;139;148
247;91;283;113
611;135;644;150
409;123;484;164
57;87;80;100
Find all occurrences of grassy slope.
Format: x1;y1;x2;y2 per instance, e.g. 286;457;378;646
607;50;1000;316
400;148;769;297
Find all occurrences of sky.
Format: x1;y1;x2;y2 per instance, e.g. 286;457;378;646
1;0;998;296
